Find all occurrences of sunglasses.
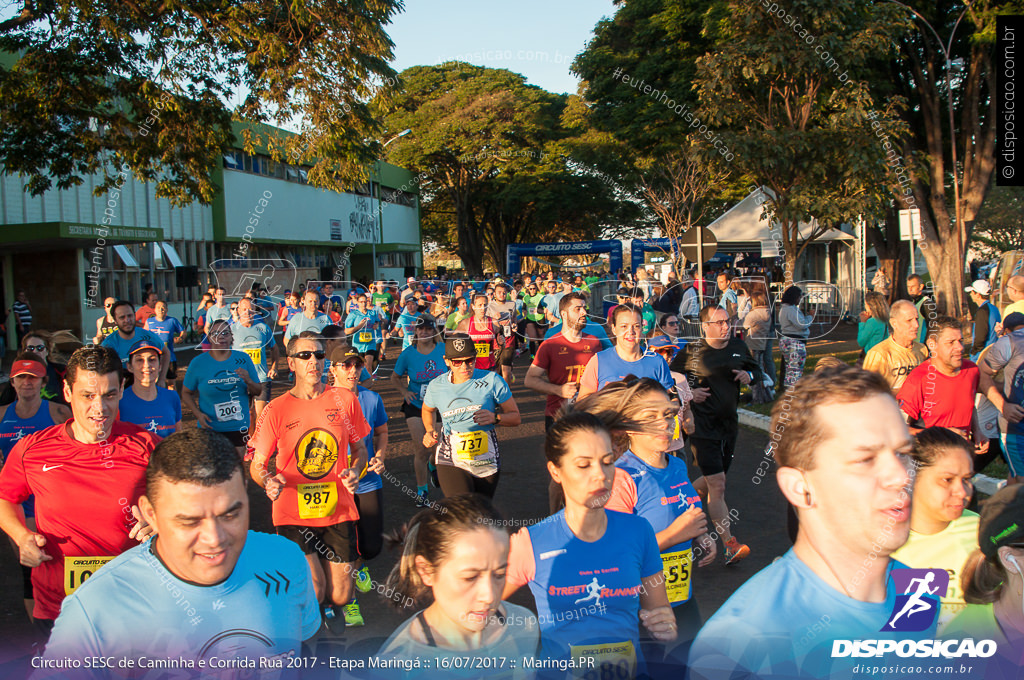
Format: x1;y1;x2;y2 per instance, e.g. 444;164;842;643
665;321;680;326
25;344;46;352
340;359;363;369
291;351;326;361
448;357;474;366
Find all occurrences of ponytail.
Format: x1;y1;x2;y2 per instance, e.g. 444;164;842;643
961;549;1007;605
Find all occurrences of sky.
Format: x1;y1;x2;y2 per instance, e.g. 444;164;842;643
386;0;619;95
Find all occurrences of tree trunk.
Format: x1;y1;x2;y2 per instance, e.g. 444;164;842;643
867;208;910;303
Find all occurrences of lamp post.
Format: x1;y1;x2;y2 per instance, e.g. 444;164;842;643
884;0;974;294
372;128;412;281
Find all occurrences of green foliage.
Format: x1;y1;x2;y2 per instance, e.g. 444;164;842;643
0;0;402;205
971;185;1024;259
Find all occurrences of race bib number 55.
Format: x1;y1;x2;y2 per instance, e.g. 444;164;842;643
663;549;692;604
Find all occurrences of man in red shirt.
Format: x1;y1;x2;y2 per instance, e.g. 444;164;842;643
525;292;602;513
0;346;157;632
249;334;370;633
897;315;989;453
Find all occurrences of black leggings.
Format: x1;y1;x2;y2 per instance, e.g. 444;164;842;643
436;465;500;499
354;488;383;561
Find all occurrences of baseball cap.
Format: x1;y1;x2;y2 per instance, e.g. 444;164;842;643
445;333;477;360
965;280;991;296
648;335;680;351
415;314;437;329
407;276;416;283
128;339;163;356
10;359;46;378
1004;312;1024;332
329;345;364;365
978;484;1024;558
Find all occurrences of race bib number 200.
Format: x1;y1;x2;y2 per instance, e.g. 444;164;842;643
214;399;244;421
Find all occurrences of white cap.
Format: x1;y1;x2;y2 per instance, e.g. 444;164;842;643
965;280;991;296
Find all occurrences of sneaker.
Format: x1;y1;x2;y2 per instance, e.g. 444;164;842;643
322;605;345;635
428;460;440;489
724;540;750;566
343;601;364;627
355;566;372;593
415;491;429;508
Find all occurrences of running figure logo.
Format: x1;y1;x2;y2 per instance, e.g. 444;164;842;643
882;568;948;632
574;577;605;606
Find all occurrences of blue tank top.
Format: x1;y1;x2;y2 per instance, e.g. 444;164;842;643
0;400;57;459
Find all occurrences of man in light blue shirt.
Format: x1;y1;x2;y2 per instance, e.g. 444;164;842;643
231;298;279;417
36;430;321;679
689;366;936;680
102;300;169;385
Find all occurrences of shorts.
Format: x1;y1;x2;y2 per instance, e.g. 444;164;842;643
690;433;737;476
401;401;423;419
277;522;359;562
497;344;515;367
360;348;380;361
436;465;500;499
215;429;250;448
167;361;178;380
256;380;272;402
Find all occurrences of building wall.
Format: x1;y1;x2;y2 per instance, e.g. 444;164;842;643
10;250;82;339
220;171;418;246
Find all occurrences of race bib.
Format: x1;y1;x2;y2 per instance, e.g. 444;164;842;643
663;549;692;604
527;306;537;317
474;342;490;358
572;640;636;680
452;430;489;461
297;482;338;520
419;383;429;401
214;399;244;421
358;331;373;343
242;348;262;366
65;556;115;595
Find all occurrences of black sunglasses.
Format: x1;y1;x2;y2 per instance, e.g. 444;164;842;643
291;351;325;361
448;357;474;366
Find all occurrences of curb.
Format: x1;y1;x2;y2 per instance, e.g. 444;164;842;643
738;408;1004;496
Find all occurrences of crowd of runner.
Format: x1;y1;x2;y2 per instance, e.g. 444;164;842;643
0;269;1021;680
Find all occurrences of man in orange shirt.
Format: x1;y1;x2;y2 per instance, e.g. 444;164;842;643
249;334;370;633
134;291;158;327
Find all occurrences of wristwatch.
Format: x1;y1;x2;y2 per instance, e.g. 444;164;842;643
495;413;502;425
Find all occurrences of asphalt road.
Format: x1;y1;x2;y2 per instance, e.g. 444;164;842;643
0;353;788;678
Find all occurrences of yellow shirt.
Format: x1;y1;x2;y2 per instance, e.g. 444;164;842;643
890;511;979;632
1003;299;1024;317
862;337;929;392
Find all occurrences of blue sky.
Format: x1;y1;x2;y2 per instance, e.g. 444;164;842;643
386;0;619;95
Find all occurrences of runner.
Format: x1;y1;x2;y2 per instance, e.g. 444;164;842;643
279;290;302;330
504;410;676;677
628;287;657;338
688;366;926;679
92;297;118;345
117;340;181;438
101;300;169;385
180;319;262;456
585;379;713;676
538;279;563;326
134;290;158;327
978;311;1024;477
890;427;978;629
35;429;320;674
457;294;500;372
204;286;232;327
422;334;520;499
1;333;69;406
232;297;279;418
328;345;388;628
248;333;370;632
444;296;471;334
0;346;158;633
283;289;332;345
669;304;760;565
863;299;928;392
345;293;385;374
578;304;674;397
0;353;71;621
487;281;518;384
143;300;186;382
378;494;539;678
394;295;422;350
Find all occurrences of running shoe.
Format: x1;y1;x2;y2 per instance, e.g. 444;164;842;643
322;605;345;635
343;602;364;627
355;566;373;593
415;491;429;508
724;539;750;566
428;460;439;489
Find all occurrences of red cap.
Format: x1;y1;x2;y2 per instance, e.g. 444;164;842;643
11;360;46;378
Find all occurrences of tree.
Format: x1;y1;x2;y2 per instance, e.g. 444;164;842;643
0;0;401;204
694;0;904;283
971;184;1024;259
873;0;1021;314
379;63;622;277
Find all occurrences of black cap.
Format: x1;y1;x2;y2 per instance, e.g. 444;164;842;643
979;484;1024;558
415;314;437;329
1004;312;1024;332
445;333;477;360
328;345;363;365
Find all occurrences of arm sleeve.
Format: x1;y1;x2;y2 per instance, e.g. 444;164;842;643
0;438;32;504
604;469;637;514
981;338;1010;374
372;395;389;428
896;372;923;422
506;529;536;588
248;402;279;457
862;346;885;376
972;308;990;355
492;375;513;404
739;343;762;384
857;321;872;350
345;397;372;444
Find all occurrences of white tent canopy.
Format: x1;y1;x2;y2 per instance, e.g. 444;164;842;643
706;187;854;243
